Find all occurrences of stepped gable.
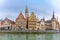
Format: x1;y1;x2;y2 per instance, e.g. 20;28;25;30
29;12;36;21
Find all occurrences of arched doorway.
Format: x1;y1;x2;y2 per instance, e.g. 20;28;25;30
8;26;10;30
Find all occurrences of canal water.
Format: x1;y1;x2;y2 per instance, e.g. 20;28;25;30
0;33;60;40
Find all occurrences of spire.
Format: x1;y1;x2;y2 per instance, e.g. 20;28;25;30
25;5;29;29
25;5;29;19
42;17;45;20
25;5;28;13
52;11;55;19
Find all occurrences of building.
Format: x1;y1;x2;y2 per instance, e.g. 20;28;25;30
16;12;26;30
15;6;37;30
11;22;16;30
51;12;59;30
40;18;46;31
37;11;60;31
15;7;60;31
28;12;37;30
36;18;46;31
2;17;12;30
0;6;59;31
0;17;16;30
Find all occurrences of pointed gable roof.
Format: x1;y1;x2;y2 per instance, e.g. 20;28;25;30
4;17;14;23
4;17;12;22
4;17;10;22
16;12;26;22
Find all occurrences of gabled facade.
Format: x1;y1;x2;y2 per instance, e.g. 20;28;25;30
28;12;37;30
16;12;26;30
0;6;60;31
0;17;16;30
40;18;46;31
2;17;12;30
37;11;60;31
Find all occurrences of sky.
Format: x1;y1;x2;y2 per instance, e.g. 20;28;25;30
0;0;60;21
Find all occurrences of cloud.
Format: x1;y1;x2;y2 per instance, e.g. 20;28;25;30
49;0;60;21
41;0;60;21
51;0;60;9
0;0;60;21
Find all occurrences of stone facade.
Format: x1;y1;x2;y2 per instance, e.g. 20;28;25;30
28;12;37;30
51;13;59;30
16;12;26;30
15;7;60;31
0;17;16;30
37;11;60;31
2;17;12;30
0;6;60;31
15;6;37;30
40;18;46;31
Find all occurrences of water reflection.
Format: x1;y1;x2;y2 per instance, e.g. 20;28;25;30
45;34;53;40
0;33;60;40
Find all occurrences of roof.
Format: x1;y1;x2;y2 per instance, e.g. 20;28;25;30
45;20;51;23
3;17;16;24
16;12;26;22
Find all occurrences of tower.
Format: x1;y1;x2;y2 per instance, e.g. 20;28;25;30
52;11;55;19
25;6;29;19
51;11;57;30
25;5;29;29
